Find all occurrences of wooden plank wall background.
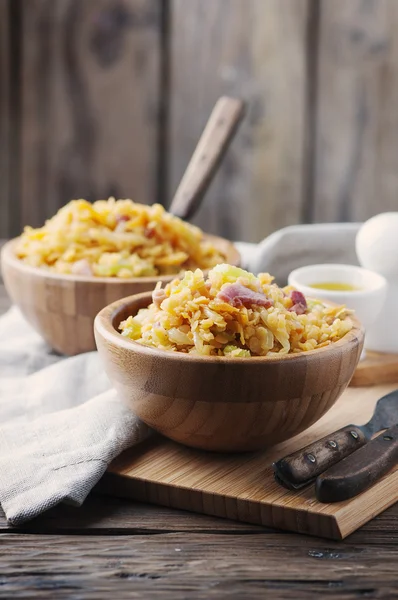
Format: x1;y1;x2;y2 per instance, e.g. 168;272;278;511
0;0;398;242
0;0;10;238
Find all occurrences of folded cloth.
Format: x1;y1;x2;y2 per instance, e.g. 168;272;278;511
0;225;359;524
244;223;361;285
0;307;150;525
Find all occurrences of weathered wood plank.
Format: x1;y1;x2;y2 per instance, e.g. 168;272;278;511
19;0;161;232
168;0;309;242
0;492;397;547
0;0;10;237
0;496;265;534
313;0;398;223
0;532;397;599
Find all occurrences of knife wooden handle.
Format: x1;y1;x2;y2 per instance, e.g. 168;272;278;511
272;425;367;489
316;424;398;503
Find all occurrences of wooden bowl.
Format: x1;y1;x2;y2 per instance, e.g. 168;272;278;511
0;236;240;356
94;293;364;452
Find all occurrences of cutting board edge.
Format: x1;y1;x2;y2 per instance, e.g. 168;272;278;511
98;472;343;540
330;470;398;539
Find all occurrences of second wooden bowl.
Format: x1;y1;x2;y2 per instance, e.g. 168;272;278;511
1;236;240;355
94;293;364;452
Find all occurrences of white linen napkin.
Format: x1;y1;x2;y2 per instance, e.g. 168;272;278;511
0;225;359;525
0;307;151;525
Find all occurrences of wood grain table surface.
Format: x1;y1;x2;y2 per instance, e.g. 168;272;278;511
0;278;397;599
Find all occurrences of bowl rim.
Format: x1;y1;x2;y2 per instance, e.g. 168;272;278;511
1;235;241;285
94;291;365;365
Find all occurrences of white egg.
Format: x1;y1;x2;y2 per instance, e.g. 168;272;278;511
356;212;398;279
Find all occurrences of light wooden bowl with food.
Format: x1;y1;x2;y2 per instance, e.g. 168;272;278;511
1;236;240;356
94;292;364;452
1;96;245;356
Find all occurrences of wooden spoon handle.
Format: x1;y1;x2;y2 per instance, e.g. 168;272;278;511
169;96;245;221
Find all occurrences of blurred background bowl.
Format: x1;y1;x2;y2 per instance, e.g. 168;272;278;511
1;235;240;356
94;292;364;453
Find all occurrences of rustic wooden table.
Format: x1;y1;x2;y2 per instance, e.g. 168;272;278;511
0;279;397;599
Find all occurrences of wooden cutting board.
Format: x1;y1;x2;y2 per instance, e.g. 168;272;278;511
351;351;398;387
100;383;398;540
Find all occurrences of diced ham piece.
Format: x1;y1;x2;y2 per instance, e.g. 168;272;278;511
116;214;130;223
144;227;156;239
217;283;273;309
289;290;307;315
152;288;167;307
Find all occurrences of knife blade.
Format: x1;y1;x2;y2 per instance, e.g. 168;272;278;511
316;423;398;503
272;388;398;490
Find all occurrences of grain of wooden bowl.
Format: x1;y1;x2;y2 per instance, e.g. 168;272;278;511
94;293;364;452
1;236;240;356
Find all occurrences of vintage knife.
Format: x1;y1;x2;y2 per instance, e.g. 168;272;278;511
272;388;398;490
316;423;398;502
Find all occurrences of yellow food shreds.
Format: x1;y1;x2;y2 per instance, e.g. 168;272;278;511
119;264;354;357
15;198;226;277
